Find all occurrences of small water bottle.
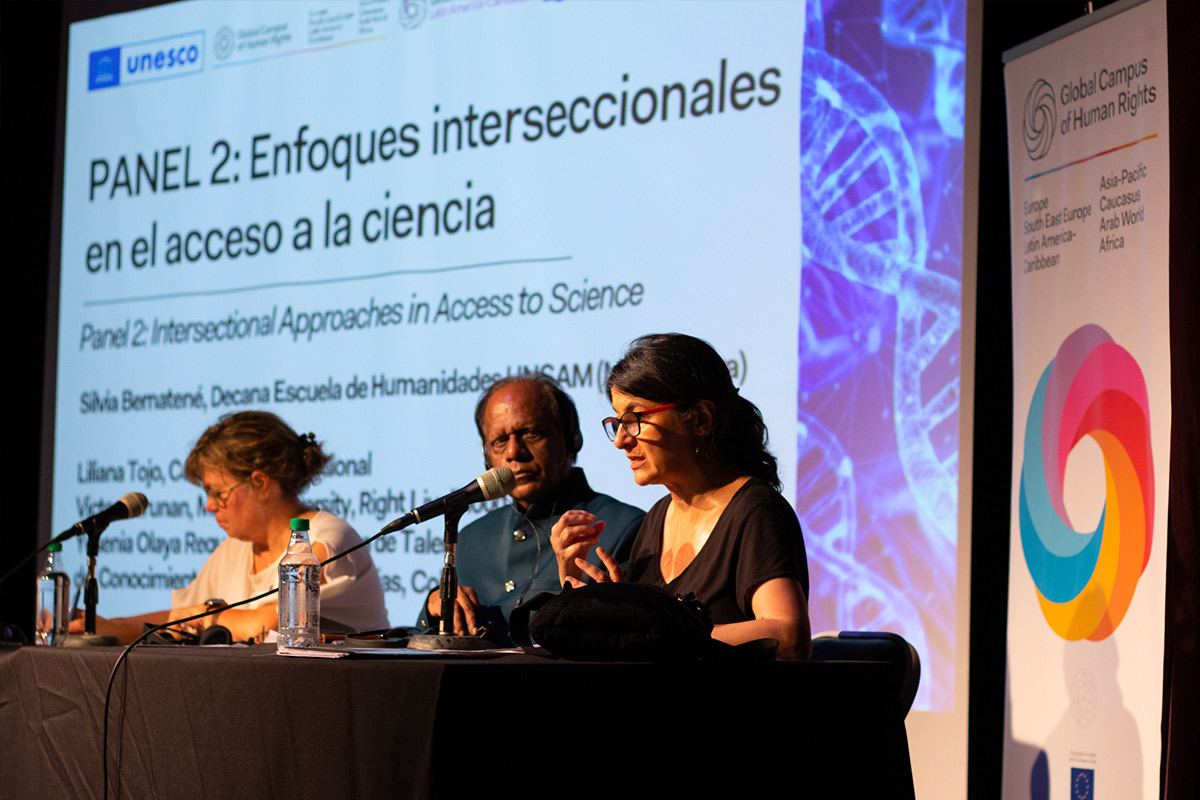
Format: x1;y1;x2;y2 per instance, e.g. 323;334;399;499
35;542;70;646
277;517;320;650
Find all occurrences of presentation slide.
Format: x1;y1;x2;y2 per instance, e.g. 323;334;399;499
49;0;965;713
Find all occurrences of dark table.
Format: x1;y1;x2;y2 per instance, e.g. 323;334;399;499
0;643;914;798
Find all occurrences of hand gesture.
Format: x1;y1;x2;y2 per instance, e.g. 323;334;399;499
550;509;607;585
564;545;625;588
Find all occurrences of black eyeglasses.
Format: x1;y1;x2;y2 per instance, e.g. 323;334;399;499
602;403;677;441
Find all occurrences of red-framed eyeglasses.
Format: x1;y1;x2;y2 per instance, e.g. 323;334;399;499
602;403;678;441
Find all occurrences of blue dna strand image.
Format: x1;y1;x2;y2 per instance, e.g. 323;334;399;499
798;0;965;711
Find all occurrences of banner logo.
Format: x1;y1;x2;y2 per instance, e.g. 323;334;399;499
87;31;205;91
1069;667;1097;727
1071;767;1095;800
214;26;235;61
1023;78;1056;160
400;0;428;29
1019;324;1153;640
88;48;120;90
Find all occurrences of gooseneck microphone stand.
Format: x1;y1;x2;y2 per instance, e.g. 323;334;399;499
407;503;490;651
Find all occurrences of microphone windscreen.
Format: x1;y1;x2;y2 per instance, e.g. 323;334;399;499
121;492;150;518
478;467;516;501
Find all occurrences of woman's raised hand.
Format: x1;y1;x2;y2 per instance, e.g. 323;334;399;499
565;545;625;588
550;509;606;586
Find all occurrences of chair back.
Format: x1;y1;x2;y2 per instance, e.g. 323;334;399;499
810;630;921;717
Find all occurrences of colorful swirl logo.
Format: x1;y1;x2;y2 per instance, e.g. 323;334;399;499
1019;324;1153;640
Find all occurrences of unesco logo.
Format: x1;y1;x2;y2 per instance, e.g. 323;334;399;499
88;49;119;89
1023;78;1056;160
87;31;204;91
214;26;235;60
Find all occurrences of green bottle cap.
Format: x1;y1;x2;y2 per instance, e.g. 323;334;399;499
290;517;310;531
47;542;62;553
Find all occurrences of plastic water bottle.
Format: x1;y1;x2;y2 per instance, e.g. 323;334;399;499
278;517;320;649
35;542;70;646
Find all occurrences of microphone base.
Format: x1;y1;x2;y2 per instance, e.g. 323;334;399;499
407;634;493;651
64;633;120;647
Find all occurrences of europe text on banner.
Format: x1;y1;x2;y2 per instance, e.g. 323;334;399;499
1002;1;1170;799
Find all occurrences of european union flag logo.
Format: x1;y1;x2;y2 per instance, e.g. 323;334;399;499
1071;767;1094;800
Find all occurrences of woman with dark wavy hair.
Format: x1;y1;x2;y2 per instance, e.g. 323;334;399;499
72;411;387;643
551;333;810;658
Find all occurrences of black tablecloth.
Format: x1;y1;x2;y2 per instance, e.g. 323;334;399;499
0;643;914;798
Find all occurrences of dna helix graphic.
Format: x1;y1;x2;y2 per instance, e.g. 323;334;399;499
881;0;966;137
798;1;963;707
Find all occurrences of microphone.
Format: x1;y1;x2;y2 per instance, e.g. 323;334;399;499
380;467;515;534
54;492;149;543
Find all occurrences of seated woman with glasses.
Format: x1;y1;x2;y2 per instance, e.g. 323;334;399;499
70;411;388;643
551;333;811;659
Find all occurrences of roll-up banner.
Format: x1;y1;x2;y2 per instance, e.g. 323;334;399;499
1002;1;1170;798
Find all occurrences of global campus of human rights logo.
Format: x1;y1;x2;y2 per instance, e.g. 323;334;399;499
1018;324;1153;640
1023;78;1056;160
